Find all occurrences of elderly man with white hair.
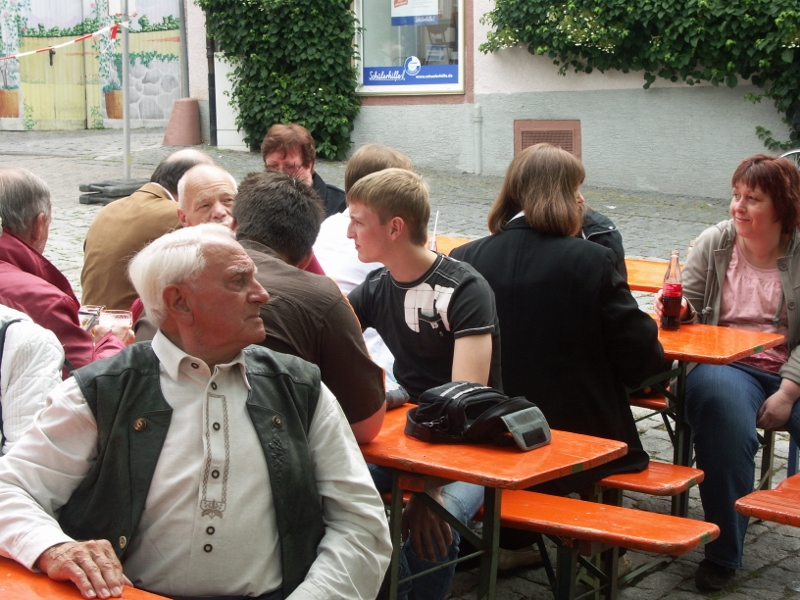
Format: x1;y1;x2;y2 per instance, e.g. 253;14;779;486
177;164;237;228
0;224;392;600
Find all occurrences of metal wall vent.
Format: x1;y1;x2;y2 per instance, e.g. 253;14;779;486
514;120;582;159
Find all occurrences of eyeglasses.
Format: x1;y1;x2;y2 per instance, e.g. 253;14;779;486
265;162;308;177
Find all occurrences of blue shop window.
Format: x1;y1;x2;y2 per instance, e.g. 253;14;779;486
356;0;464;94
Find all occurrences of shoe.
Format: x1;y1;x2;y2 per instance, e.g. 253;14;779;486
617;555;633;579
695;558;736;591
497;546;542;572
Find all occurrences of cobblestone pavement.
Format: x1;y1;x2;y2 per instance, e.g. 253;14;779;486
1;129;798;599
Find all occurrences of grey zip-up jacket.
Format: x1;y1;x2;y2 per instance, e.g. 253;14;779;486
682;219;800;384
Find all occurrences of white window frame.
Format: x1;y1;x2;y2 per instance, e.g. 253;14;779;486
355;0;465;95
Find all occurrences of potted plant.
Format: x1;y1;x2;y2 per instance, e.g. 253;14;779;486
99;48;122;118
0;61;20;118
93;1;122;119
0;0;29;119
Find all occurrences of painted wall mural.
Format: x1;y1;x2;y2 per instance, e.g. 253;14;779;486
0;0;180;130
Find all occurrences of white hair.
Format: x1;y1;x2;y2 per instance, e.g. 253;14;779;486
0;167;51;237
176;164;238;210
128;223;236;327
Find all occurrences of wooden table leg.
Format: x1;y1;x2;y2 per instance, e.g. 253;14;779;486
477;487;500;600
388;471;404;600
671;361;692;516
554;544;578;600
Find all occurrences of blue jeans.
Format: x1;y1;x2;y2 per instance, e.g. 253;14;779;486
685;362;800;569
369;464;485;600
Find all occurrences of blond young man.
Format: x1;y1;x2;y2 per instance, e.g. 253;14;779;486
346;168;501;600
313;145;415;386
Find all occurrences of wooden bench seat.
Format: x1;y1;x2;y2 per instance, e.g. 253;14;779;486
498;490;718;555
478;490;719;599
629;390;669;413
598;461;703;496
735;474;800;527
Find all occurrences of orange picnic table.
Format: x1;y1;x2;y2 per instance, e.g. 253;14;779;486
0;556;168;599
361;405;627;600
625;258;670;292
645;320;785;514
437;234;672;294
435;235;470;257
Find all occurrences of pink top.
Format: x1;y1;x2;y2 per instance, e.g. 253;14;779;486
719;243;788;374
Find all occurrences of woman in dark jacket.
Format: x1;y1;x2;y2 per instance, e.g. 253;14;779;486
451;143;664;492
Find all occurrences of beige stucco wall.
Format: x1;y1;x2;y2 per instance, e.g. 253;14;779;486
185;0;210;140
472;0;706;94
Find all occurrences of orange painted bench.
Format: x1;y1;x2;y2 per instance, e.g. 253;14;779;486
473;489;718;599
497;490;718;555
735;473;800;527
598;461;703;496
629;389;669;413
0;556;168;599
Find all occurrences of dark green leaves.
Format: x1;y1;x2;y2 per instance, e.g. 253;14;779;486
198;0;360;158
480;0;800;147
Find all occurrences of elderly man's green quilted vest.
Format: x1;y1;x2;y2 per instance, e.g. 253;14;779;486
58;342;324;596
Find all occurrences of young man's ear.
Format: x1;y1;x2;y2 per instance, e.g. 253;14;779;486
388;216;405;240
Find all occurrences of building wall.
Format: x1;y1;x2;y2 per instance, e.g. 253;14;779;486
185;0;210;141
353;0;792;198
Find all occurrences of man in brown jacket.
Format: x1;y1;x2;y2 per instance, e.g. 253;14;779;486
80;149;213;310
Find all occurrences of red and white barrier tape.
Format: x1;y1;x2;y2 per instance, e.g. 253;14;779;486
0;22;122;62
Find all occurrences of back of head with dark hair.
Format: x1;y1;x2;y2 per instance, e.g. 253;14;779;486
344;144;414;192
151;149;214;197
259;123;316;167
233;171;325;265
487;143;584;236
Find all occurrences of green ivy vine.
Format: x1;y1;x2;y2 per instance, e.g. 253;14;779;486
481;0;800;149
197;0;360;158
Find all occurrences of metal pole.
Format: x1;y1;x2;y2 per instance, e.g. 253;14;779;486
121;0;131;180
207;36;217;147
178;0;189;98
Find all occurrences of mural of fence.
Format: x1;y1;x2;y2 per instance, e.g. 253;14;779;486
0;0;181;131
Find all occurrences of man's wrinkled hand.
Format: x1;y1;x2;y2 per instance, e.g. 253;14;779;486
91;324;135;346
401;488;453;562
37;540;130;599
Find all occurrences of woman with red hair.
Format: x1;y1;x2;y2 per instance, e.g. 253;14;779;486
655;154;800;591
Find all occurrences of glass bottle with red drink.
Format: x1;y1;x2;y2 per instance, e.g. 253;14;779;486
661;249;682;331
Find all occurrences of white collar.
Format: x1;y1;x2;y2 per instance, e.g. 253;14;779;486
150;182;176;203
151;330;250;389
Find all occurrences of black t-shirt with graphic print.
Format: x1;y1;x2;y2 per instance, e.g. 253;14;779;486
348;253;502;400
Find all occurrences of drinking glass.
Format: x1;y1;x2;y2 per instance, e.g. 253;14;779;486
78;305;104;331
98;309;133;330
427;235;438;252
